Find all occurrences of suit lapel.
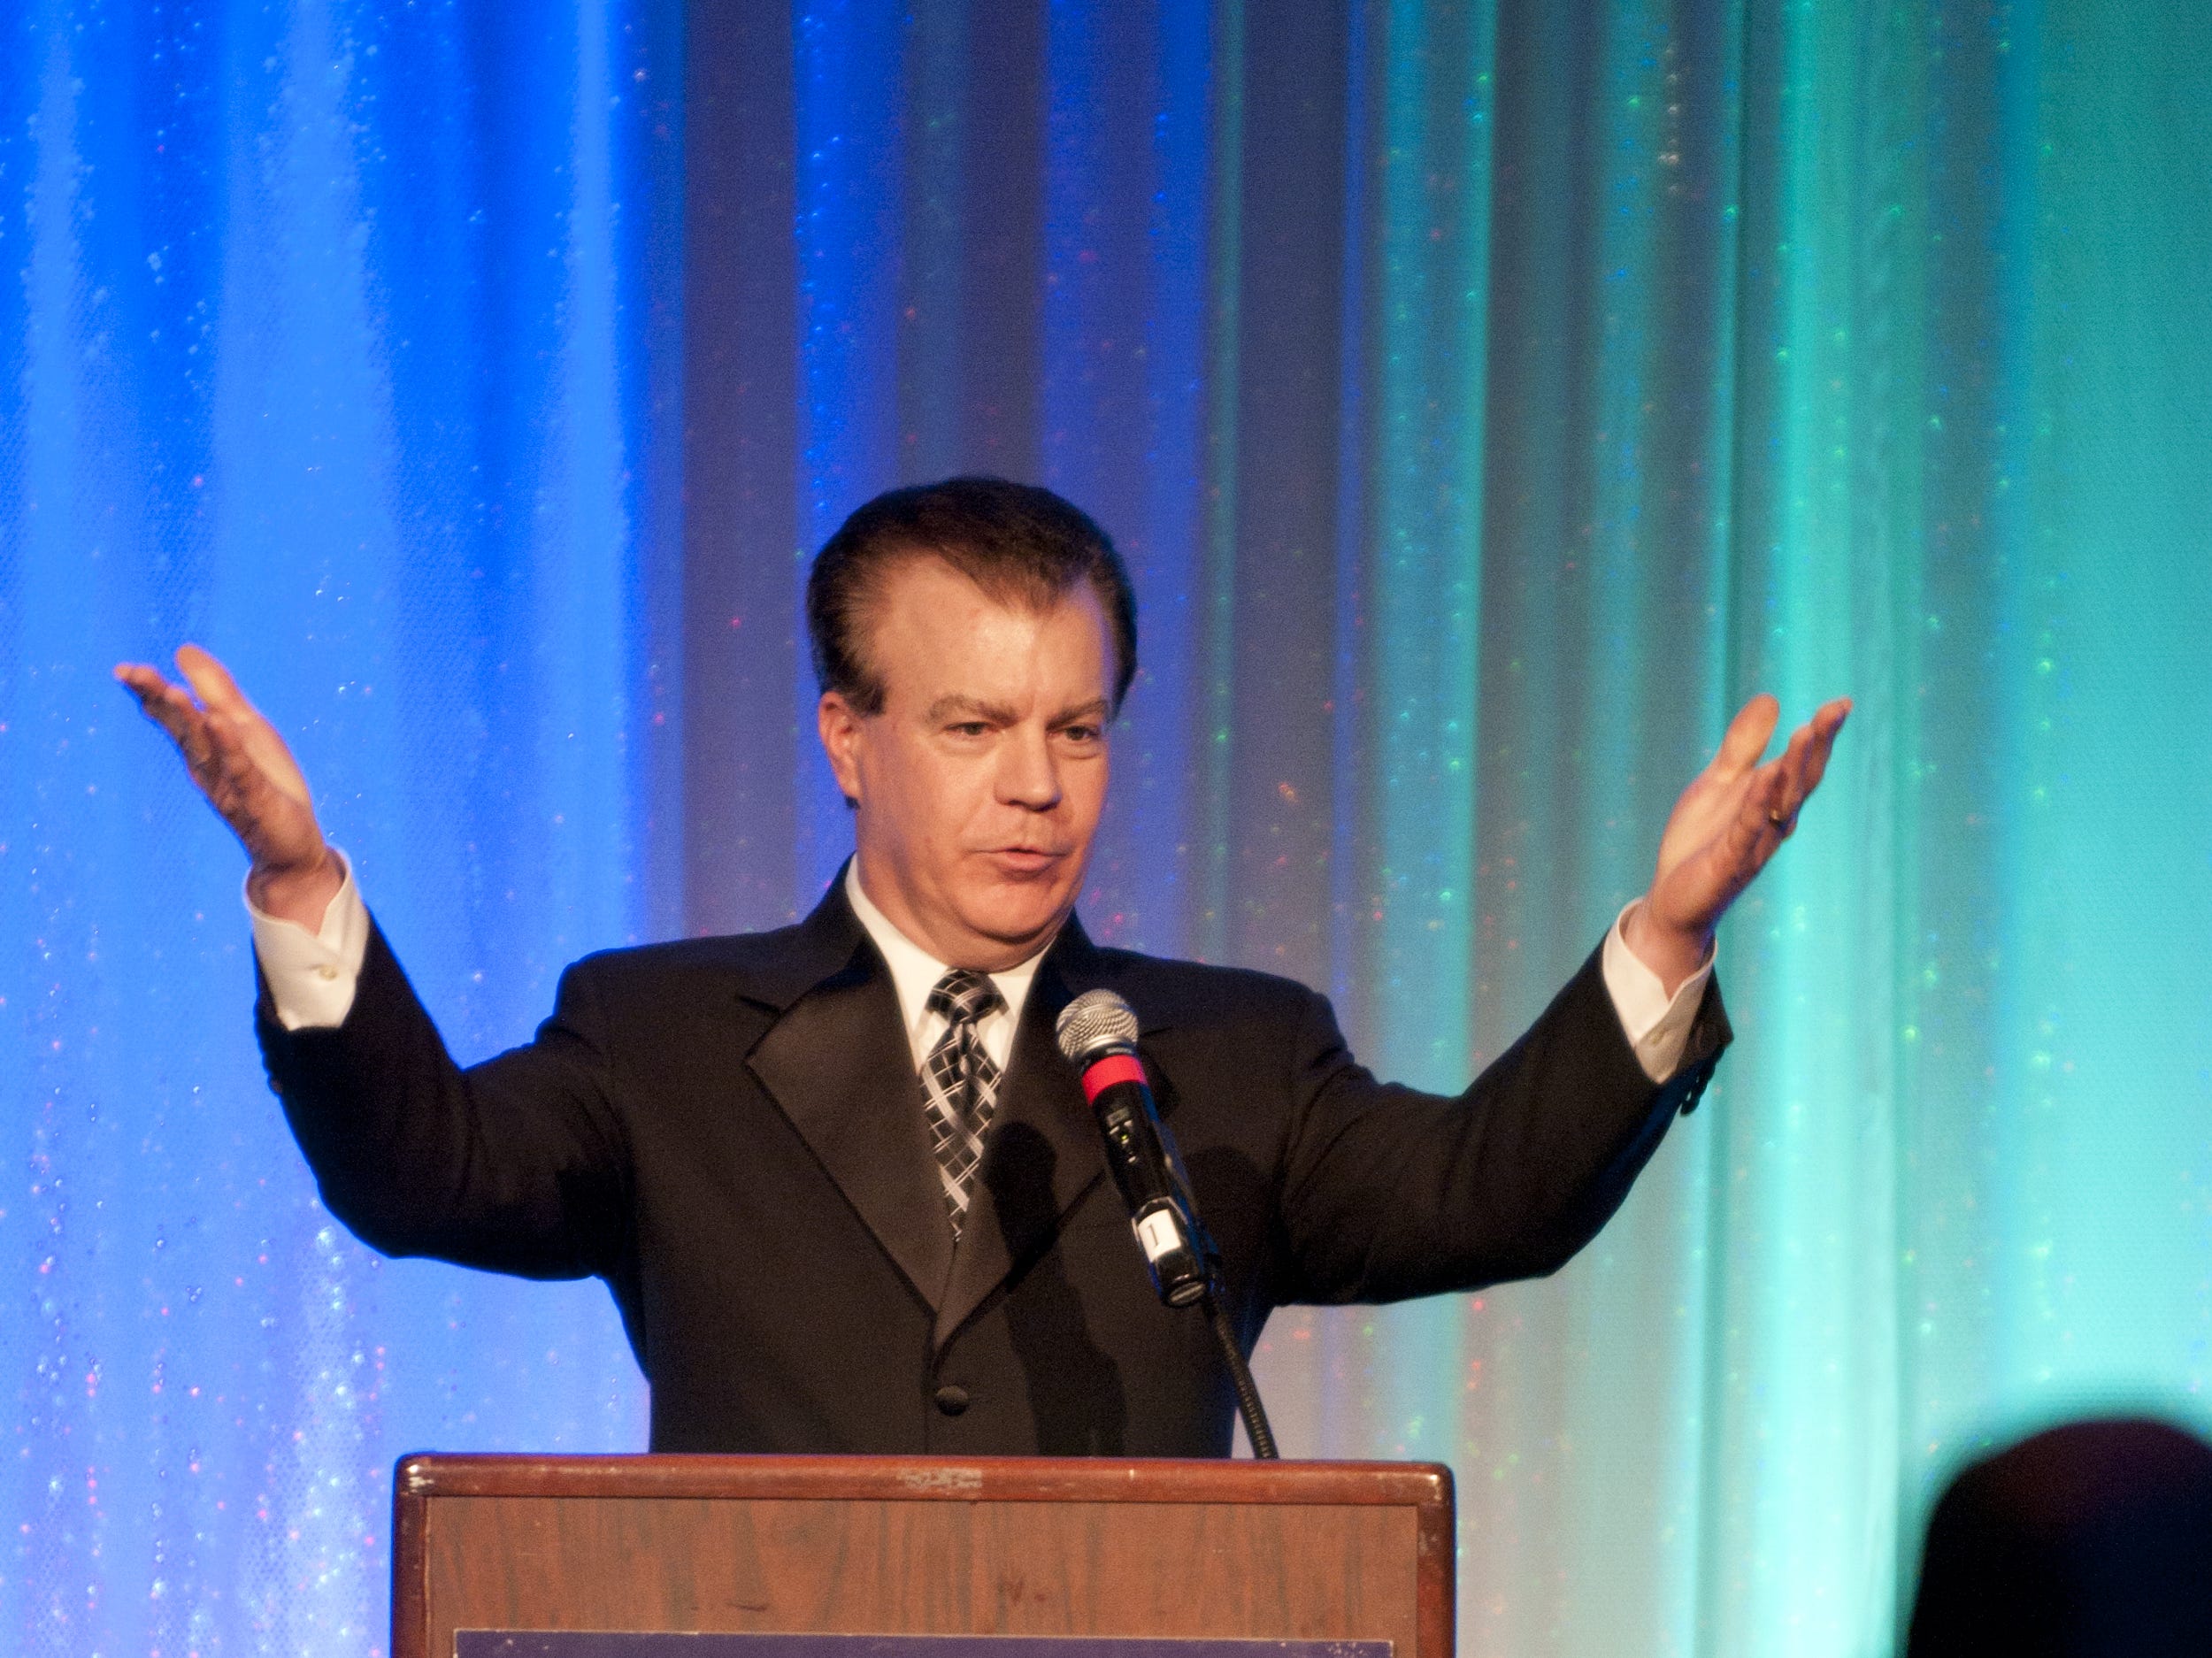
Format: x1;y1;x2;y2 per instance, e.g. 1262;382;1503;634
745;882;956;1312
738;881;1164;1345
932;917;1120;1351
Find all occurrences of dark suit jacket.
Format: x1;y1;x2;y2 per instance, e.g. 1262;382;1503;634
256;876;1729;1456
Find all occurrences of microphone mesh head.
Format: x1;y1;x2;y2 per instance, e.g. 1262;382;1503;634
1056;988;1140;1062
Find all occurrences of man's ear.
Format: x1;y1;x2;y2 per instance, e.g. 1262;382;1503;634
817;691;865;806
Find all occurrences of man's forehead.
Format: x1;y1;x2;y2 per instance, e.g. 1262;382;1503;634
870;556;1107;652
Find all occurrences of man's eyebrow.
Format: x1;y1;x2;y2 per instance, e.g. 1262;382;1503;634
924;694;1021;725
920;694;1112;725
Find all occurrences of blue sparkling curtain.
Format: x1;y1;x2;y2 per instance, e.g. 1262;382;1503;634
0;2;680;1652
5;2;2210;1654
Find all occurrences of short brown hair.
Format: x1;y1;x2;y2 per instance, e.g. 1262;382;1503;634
806;476;1140;716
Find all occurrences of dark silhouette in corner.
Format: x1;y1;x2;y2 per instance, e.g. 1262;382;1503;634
1907;1416;2212;1657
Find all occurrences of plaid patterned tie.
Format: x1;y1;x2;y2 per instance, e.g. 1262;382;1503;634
922;968;1006;1240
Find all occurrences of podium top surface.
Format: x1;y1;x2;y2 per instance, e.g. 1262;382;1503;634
396;1452;1452;1508
394;1455;1455;1658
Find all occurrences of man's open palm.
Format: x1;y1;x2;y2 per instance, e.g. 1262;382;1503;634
114;646;340;925
1627;692;1852;990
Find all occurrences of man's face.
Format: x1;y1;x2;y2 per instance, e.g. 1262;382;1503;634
818;555;1113;971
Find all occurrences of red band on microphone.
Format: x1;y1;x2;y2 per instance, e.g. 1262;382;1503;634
1079;1052;1148;1103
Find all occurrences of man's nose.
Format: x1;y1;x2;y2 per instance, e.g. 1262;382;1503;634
997;725;1062;810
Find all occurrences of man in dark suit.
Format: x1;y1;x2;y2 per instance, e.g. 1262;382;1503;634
117;478;1849;1455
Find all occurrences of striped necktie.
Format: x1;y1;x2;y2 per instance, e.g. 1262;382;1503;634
922;968;1006;1239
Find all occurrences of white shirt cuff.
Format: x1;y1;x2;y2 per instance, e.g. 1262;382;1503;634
246;849;370;1032
1601;901;1713;1083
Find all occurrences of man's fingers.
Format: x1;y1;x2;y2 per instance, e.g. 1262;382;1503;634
174;642;257;720
114;661;168;699
1770;723;1816;823
1753;756;1795;837
231;704;314;804
188;706;254;802
118;662;218;748
170;643;317;803
115;662;192;725
1799;697;1852;794
1722;764;1779;864
1688;763;1785;917
119;667;265;826
1792;716;1842;803
1711;693;1781;779
196;713;284;842
119;651;330;874
1650;695;1848;940
1771;696;1853;824
118;668;215;765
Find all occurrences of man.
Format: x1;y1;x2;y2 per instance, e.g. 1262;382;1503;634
117;477;1848;1456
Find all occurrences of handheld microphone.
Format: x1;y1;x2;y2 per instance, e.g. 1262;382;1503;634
1054;986;1280;1458
1055;988;1210;1308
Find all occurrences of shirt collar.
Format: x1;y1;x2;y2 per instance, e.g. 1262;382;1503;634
842;859;1049;1063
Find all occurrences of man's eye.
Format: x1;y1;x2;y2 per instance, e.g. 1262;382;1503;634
948;721;990;737
1059;725;1102;744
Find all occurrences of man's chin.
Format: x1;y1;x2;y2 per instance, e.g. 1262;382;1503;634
957;887;1078;959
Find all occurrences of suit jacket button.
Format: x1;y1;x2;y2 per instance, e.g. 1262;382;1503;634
933;1385;971;1416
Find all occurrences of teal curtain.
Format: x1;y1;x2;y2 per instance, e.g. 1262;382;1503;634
1233;5;2212;1653
4;2;2208;1654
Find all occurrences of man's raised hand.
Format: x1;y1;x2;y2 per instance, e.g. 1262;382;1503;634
114;645;342;929
1624;693;1853;994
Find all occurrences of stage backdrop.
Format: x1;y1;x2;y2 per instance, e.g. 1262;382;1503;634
4;2;2208;1654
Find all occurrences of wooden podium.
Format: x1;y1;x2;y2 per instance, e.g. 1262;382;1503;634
393;1455;1453;1658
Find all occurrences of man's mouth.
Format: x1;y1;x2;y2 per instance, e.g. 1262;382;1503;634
986;847;1066;874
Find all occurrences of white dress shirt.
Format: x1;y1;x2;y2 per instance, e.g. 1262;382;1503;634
250;854;1711;1083
841;861;1043;1073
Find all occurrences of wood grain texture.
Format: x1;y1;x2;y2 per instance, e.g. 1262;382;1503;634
393;1456;1452;1658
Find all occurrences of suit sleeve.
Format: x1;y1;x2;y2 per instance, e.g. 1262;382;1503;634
254;918;633;1280
1274;941;1729;1305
